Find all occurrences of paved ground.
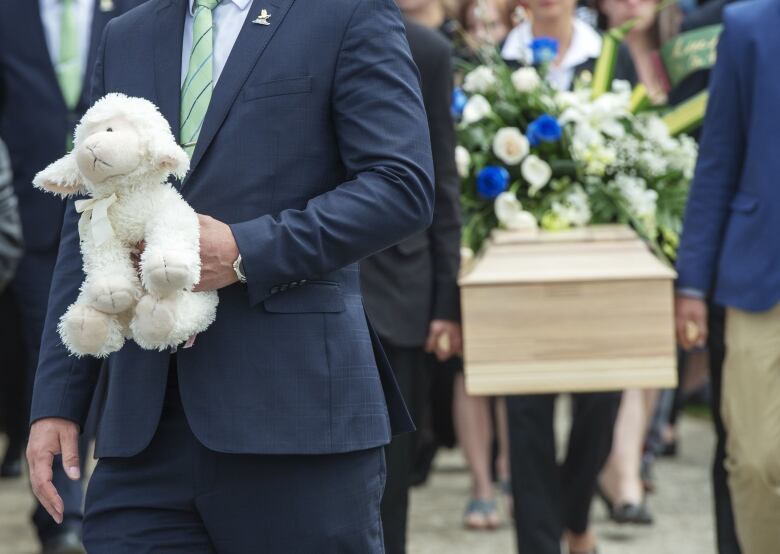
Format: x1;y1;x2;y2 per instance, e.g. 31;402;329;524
0;414;715;554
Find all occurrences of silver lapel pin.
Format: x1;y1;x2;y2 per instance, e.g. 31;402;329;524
252;9;271;26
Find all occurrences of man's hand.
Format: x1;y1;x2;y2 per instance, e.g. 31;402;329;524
675;295;708;350
193;214;240;292
425;320;463;362
27;418;81;524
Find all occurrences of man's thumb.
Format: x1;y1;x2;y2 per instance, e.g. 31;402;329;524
60;428;81;480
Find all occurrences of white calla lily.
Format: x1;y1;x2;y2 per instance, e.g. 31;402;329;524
521;155;552;196
455;146;471;178
494;192;523;226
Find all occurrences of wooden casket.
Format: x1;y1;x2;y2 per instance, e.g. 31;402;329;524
459;225;678;395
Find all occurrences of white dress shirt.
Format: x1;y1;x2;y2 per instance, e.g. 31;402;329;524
39;0;95;81
501;19;603;92
181;0;253;87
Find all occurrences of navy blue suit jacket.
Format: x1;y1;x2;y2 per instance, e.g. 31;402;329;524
0;0;143;254
31;0;433;457
676;0;780;312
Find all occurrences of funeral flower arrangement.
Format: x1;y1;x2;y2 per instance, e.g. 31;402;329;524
454;39;698;263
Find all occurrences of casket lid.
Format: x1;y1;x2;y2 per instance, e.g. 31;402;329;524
460;225;677;286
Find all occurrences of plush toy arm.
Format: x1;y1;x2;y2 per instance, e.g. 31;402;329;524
140;188;202;297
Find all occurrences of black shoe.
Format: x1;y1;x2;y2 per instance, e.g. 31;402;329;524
612;502;654;525
0;443;23;478
41;529;86;554
594;483;614;517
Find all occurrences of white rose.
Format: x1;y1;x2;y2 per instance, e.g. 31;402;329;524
521;155;552;196
511;67;541;93
492;127;530;166
455;146;471;178
461;95;491;125
463;66;497;94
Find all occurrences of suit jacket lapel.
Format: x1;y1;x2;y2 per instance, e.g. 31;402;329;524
184;0;295;184
154;0;187;147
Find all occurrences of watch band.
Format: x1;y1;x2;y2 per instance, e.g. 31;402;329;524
233;254;247;284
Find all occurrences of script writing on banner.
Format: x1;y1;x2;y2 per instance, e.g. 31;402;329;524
660;25;722;88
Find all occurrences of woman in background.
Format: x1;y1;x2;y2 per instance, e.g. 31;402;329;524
500;1;628;552
593;0;682;526
596;0;681;102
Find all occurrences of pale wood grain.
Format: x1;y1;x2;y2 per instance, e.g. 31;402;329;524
460;225;677;395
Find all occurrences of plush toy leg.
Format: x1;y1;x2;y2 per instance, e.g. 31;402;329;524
84;274;140;314
173;291;219;341
142;250;200;297
130;294;179;350
130;291;218;351
59;303;125;357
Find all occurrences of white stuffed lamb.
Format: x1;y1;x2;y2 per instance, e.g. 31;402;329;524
34;93;218;358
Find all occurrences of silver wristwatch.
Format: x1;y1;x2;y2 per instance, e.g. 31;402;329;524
233;254;247;284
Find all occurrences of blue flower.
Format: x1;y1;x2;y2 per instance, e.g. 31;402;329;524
530;37;558;65
526;114;562;146
476;166;510;200
451;88;468;119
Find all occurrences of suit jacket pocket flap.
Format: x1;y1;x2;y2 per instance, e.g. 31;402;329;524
396;232;429;256
730;193;758;213
244;76;312;101
264;281;345;313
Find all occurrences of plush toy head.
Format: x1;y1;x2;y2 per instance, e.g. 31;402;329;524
34;93;189;198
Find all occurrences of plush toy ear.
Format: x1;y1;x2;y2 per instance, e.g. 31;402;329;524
32;152;85;197
149;134;190;180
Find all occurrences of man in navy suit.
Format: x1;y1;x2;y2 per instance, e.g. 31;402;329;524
26;0;433;551
0;1;142;552
676;1;780;551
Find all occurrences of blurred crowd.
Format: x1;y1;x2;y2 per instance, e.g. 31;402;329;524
0;1;741;554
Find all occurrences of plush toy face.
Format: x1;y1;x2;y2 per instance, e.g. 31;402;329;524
33;93;190;199
75;116;142;184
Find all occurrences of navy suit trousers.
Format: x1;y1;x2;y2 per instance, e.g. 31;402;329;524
83;363;387;553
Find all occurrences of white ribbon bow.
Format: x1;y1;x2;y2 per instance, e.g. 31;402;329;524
74;193;118;247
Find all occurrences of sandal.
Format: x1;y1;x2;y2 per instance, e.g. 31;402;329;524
463;498;500;530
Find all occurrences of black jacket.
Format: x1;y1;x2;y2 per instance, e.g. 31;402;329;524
0;139;22;290
361;20;462;347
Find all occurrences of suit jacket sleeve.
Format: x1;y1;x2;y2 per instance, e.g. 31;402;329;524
229;0;434;307
425;43;462;322
675;12;745;294
28;22;113;428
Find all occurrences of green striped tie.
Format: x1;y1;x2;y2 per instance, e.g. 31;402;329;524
57;0;82;111
181;0;221;158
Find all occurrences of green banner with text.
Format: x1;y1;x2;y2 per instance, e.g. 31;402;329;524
660;25;722;88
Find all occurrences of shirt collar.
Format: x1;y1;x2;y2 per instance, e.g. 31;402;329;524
187;0;252;16
501;19;602;70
